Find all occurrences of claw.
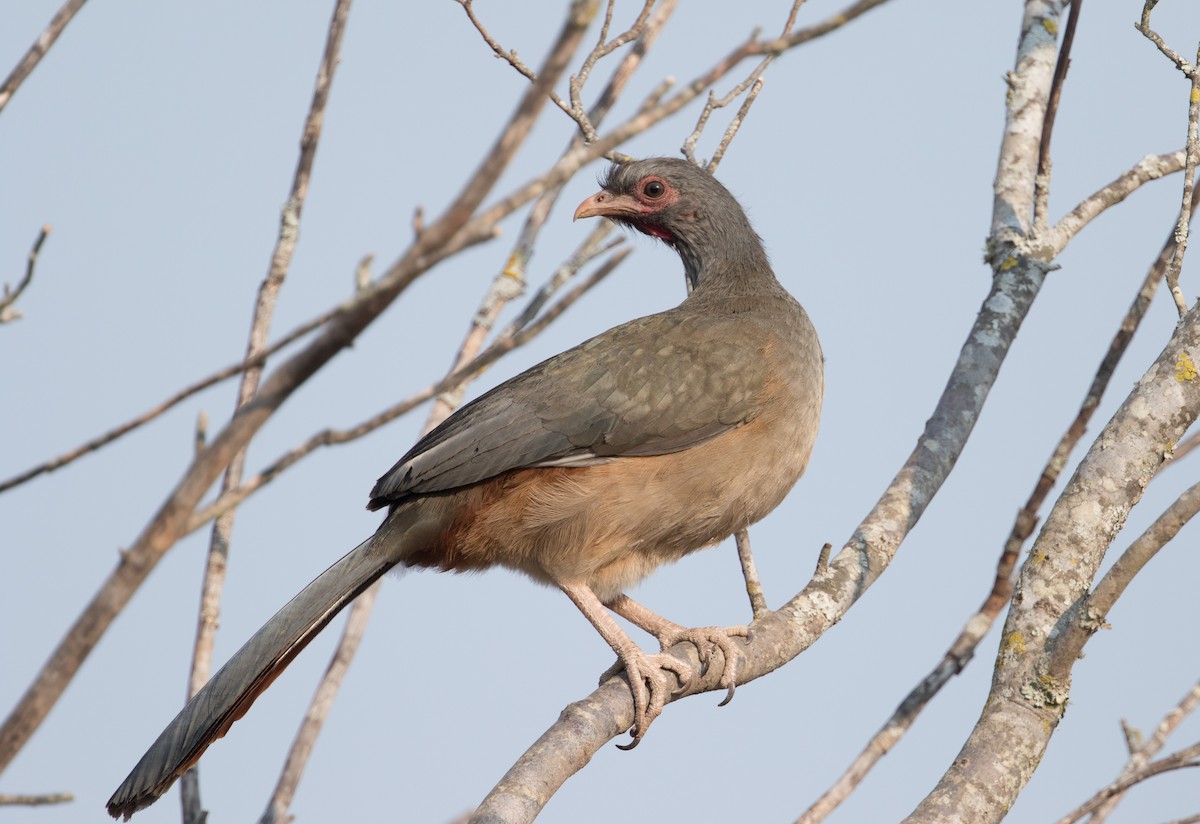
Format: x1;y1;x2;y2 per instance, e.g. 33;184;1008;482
601;650;696;747
655;625;748;707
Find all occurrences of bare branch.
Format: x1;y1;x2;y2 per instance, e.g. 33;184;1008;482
0;792;73;806
454;0;537;81
1042;151;1186;258
734;529;768;619
0;0;918;787
0;225;50;324
760;0;894;52
1165;43;1200;316
1135;1;1198;79
1088;679;1200;822
0;0;87;114
181;3;354;819
0;306;336;495
1056;741;1200;824
706;76;765;173
1049;480;1200;678
1033;0;1083;234
686;1;808;168
1133;0;1200;318
564;0;656;141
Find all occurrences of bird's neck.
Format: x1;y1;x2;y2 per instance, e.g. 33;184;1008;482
675;238;778;299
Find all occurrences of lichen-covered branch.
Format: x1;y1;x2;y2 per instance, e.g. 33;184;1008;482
908;304;1200;823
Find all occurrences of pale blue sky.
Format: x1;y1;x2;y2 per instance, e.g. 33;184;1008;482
3;2;1200;822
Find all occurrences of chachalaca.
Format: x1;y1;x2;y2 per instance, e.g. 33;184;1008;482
107;156;823;819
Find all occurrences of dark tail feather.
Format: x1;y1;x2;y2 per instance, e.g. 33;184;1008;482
107;536;394;820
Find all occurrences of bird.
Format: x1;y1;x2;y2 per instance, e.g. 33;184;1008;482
107;156;824;820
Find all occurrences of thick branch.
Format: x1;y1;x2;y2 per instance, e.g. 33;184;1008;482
909;303;1200;822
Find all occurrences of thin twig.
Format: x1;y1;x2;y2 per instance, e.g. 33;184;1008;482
565;0;656;141
0;0;87;114
181;4;354;820
1056;741;1200;824
707;77;765;173
1135;1;1198;79
683;56;770;165
686;1;807;168
1080;648;1200;821
1033;0;1083;234
759;0;893;52
1134;2;1200;316
0;792;73;806
0;306;336;495
734;530;768;619
1043;150;1187;259
1168;47;1200;316
1170;429;1200;464
454;0;536;81
1049;480;1200;677
0;225;50;324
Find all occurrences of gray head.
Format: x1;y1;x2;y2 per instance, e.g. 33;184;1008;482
574;157;770;290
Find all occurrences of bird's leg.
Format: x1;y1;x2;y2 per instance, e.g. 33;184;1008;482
558;582;692;747
605;593;748;708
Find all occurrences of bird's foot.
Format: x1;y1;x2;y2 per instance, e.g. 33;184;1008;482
600;648;697;749
653;624;749;708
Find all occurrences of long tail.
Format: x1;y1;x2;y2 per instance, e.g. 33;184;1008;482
107;534;395;820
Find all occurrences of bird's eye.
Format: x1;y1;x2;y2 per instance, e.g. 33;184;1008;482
642;179;666;198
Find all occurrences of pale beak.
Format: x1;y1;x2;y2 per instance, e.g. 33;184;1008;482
574;190;640;221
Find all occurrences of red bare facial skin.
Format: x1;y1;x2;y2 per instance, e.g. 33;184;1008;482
573;175;680;242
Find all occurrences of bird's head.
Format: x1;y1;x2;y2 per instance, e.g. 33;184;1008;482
574;157;766;290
